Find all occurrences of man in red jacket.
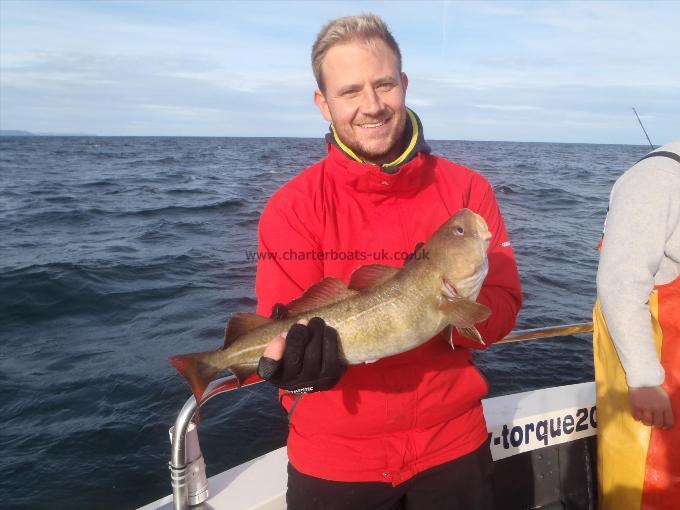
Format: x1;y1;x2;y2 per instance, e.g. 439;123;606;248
254;14;522;510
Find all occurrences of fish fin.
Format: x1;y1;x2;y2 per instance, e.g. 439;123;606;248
224;313;273;348
169;351;222;406
442;323;486;350
228;363;258;385
439;298;491;328
456;326;486;346
442;325;455;351
348;264;400;290
286;278;358;315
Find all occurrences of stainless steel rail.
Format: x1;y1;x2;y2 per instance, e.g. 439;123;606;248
169;321;595;509
170;377;244;510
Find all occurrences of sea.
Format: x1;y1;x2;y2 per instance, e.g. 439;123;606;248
0;136;651;509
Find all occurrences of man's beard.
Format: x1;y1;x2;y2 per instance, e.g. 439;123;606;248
343;116;407;164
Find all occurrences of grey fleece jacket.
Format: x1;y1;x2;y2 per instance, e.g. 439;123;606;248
597;141;680;388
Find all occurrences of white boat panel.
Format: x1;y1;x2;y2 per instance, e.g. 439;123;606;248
483;382;596;460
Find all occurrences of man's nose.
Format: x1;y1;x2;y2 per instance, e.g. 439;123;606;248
360;88;382;116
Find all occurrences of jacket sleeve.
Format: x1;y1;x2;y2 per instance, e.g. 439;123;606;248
596;163;677;387
459;177;523;347
254;189;324;318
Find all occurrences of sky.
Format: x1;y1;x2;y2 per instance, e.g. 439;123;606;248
1;0;678;144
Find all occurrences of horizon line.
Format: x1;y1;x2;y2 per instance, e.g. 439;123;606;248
0;132;657;147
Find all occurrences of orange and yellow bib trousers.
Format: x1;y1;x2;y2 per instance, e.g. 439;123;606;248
594;277;680;509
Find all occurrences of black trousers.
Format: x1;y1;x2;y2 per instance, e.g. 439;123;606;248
286;442;495;510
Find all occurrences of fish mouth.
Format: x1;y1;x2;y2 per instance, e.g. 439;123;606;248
442;258;489;302
442;279;459;300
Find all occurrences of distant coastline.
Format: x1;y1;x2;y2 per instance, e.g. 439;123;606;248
1;129;35;136
0;129;96;137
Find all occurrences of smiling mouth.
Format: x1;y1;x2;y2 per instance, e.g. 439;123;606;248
358;118;389;129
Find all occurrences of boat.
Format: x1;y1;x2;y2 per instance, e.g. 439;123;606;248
139;322;598;510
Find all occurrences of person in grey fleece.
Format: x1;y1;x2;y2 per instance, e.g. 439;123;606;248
597;140;680;429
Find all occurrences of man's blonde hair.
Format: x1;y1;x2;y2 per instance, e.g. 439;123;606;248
311;14;402;91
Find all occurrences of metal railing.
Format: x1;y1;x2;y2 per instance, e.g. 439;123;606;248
168;321;594;509
169;377;244;510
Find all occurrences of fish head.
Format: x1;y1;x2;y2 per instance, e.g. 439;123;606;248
424;208;490;301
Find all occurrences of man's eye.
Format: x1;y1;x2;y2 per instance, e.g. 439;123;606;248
377;83;394;91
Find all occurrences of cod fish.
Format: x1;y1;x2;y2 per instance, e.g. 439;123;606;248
171;208;492;404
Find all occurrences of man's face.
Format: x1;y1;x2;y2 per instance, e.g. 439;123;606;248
314;38;409;166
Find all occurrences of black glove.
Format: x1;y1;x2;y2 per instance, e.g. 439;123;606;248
257;317;343;393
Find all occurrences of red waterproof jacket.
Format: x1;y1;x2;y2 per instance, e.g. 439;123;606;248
255;112;522;485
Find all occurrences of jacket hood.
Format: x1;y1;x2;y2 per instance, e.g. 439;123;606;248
324;108;431;174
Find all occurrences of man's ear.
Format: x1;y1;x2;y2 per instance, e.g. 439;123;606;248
314;89;332;122
401;72;409;93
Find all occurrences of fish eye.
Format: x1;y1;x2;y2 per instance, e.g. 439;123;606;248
454;226;465;235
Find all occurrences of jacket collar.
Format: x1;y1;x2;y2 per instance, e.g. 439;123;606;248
324;108;431;173
324;109;435;196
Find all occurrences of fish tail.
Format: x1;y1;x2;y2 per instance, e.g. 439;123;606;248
170;352;259;409
169;351;221;407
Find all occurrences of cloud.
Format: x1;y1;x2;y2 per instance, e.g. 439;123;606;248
1;1;678;143
408;97;434;108
474;104;541;112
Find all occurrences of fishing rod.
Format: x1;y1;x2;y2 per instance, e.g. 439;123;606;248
632;107;654;149
496;322;593;344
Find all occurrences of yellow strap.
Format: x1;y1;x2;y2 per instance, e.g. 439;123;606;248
331;108;419;168
383;109;419;169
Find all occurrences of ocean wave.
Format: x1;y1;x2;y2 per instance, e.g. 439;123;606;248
94;151;128;159
43;196;77;204
8;199;246;226
78;179;119;188
135;228;182;242
494;184;516;194
126;156;179;167
131;199;245;217
0;258;212;323
164;188;212;196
